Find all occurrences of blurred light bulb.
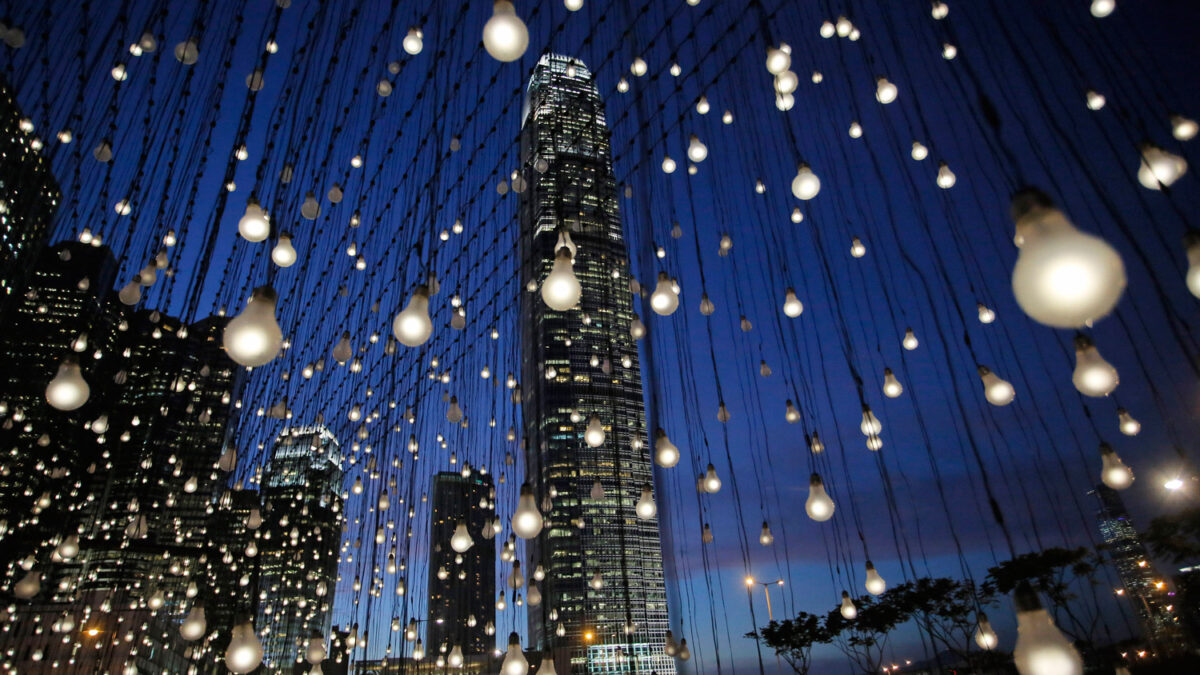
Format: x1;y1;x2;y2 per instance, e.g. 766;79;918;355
1072;335;1119;397
1138;143;1187;189
1099;443;1134;490
223;286;283;367
864;562;886;595
791;163;821;200
654;429;680;468
483;1;528;62
806;474;835;521
978;366;1015;406
393;286;433;347
542;247;581;310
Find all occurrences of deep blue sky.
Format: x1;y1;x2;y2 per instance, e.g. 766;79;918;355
3;0;1200;672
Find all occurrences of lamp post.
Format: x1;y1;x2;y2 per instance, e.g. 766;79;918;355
744;576;767;674
747;576;785;672
751;577;785;621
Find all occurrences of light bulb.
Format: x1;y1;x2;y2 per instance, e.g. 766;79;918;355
931;2;949;19
1010;188;1125;328
272;233;297;267
864;562;886;595
775;92;795;111
785;400;801;423
759;521;774;546
911;142;929;161
631;57;648;76
806;473;835;521
584;415;605;447
702;463;721;493
695;96;710;114
402;27;423;55
1116;408;1141;436
661;155;677;174
936;162;957;188
180;605;206;641
875;77;898;104
774;70;798;95
782;288;803;317
1072;335;1118;397
850;237;866;258
942;43;958;59
238;199;270;242
1185;231;1200;298
882;368;903;398
977;303;996;323
1138;144;1187;189
564;0;583;10
1171;114;1198;141
975;613;999;650
451;521;474;552
45;357;90;410
501;633;528;675
393;285;433;347
860;405;882;436
306;634;326;664
1090;0;1115;18
223;286;283;367
903;328;919;350
542;247;581;310
483;1;528;63
413;639;425;661
791;163;820;200
654;429;681;467
635;484;656;519
840;592;857;619
650;272;679;315
765;47;790;74
976;366;1015;406
1099;443;1134;490
512;483;543;539
687;135;708;163
12;570;39;599
1012;584;1083;675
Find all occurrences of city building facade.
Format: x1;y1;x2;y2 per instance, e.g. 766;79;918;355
427;471;496;656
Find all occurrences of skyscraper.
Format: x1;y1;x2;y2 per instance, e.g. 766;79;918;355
518;54;674;674
0;77;60;310
427;471;496;656
256;425;345;671
1092;485;1189;653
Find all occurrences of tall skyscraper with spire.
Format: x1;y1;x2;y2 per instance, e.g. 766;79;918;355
518;53;674;674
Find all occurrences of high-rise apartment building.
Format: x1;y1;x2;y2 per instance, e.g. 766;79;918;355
1092;485;1189;653
518;53;674;674
427;471;496;656
256;426;345;671
0;77;59;310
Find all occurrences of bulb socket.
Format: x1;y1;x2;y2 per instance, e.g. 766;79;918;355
1013;581;1042;612
1009;187;1054;223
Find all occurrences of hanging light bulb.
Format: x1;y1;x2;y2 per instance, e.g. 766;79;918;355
630;57;648;76
512;483;543;539
1170;114;1198;141
1116;408;1141;436
180;605;207;641
806;474;835;521
931;2;949;19
542;247;581;311
45;357;90;410
238;199;270;242
305;633;326;665
976;366;1016;406
661;155;677;174
564;0;583;10
840;592;858;619
272;234;297;267
1012;583;1083;675
791;163;821;200
860;405;882;436
775;70;799;95
393;285;433;347
1138;143;1188;189
850;237;867;258
584;415;605;447
1085;89;1106;111
403;27;424;55
875;77;898;104
1009;188;1126;328
765;46;790;74
864;562;886;595
782;288;803;317
977;303;996;324
1099;443;1134;490
413;639;425;660
702;464;722;493
501;633;529;675
936;162;957;188
759;521;774;546
687;135;708;163
1090;0;1115;18
942;43;958;59
12;570;39;599
902;328;919;350
1072;335;1119;397
882;369;903;398
654;429;681;467
650;272;680;315
223;286;283;367
1182;231;1200;298
975;613;999;650
447;645;464;668
451;521;474;552
635;484;656;519
483;1;529;62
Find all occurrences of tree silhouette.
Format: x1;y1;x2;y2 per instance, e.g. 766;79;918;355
748;613;831;675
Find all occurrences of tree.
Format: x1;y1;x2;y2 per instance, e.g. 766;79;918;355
889;577;1003;671
984;547;1102;644
823;587;919;674
749;613;831;675
1143;506;1200;564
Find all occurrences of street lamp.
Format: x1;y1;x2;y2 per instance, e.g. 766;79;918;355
746;576;785;621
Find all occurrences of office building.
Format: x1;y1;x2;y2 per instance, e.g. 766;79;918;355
427;471;496;656
518;53;674;674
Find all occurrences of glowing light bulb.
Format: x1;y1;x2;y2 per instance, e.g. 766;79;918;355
785;400;801;423
882;368;903;398
393;285;433;347
1116;408;1141;436
661;155;677;174
791;163;820;200
766;47;790;74
501;633;529;675
542;247;581;310
695;96;710;114
1072;335;1119;397
413;640;425;661
483;1;528;63
650;272;679;315
687;135;708;163
860;405;882;436
654;429;681;468
180;605;207;641
774;70;799;95
850;236;866;258
402;27;423;55
512;483;543;539
759;522;774;546
782;288;804;317
1090;0;1115;18
564;0;583;10
225;620;263;673
238;199;270;242
848;122;863;138
636;484;656;519
272;233;297;267
976;366;1015;406
902;328;919;350
702;463;722;493
1138;143;1188;189
1085;89;1106;111
942;43;958;59
864;562;886;595
975;613;999;650
45;357;89;410
1171;114;1198;141
448;646;464;668
806;473;835;521
936;162;957;188
1012;583;1083;675
840;592;858;619
584;415;605;447
977;303;996;323
911;141;929;161
223;286;283;367
451;521;474;552
875;77;898;104
1099;443;1134;490
931;2;949;20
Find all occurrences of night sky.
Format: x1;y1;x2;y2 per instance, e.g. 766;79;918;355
3;0;1200;672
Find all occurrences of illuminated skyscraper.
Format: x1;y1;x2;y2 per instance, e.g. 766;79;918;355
518;53;674;674
427;471;496;656
256;426;344;671
1092;484;1189;653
